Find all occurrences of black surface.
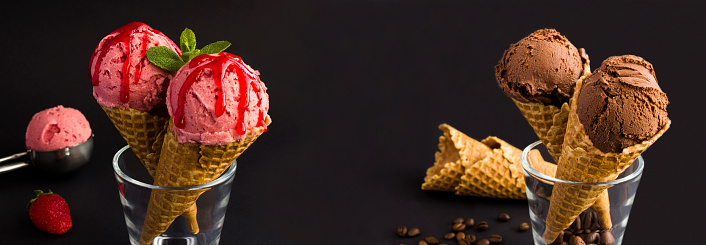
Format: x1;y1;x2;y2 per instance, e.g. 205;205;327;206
1;1;704;244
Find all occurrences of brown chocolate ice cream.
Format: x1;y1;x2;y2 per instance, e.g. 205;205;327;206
495;29;590;107
577;55;669;153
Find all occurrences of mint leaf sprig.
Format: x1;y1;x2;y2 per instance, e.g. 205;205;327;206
146;28;231;72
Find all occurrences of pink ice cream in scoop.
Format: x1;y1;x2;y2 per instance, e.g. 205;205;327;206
89;22;181;112
26;106;92;152
166;52;270;145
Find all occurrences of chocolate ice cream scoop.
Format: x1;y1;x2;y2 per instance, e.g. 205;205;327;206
577;55;669;153
495;29;590;107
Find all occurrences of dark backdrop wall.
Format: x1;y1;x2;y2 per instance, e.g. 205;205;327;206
0;1;703;244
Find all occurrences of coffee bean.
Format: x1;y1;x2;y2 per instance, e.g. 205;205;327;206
455;232;465;240
464;218;475;227
443;233;455;240
553;231;565;244
465;234;476;243
476;221;489;231
425;236;439;244
408;227;421;237
488;234;503;243
569;235;586;245
582;212;592;229
453;217;465;224
397;226;408;237
581;231;599;244
518;222;530;232
572;215;582;231
497;212;510;222
452;223;466;232
458;240;469;245
418;241;428;245
477;238;490;245
599;230;615;245
589;222;601;231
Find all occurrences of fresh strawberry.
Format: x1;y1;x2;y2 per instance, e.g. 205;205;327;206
28;190;72;235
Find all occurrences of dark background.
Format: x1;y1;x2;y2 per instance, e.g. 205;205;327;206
0;1;704;244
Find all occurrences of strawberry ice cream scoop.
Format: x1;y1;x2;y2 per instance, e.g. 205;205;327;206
90;22;181;112
166;53;270;145
25;106;92;152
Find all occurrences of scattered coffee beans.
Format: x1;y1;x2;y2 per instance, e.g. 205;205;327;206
477;238;491;245
476;221;489;231
396;211;531;244
407;227;421;237
497;212;510;222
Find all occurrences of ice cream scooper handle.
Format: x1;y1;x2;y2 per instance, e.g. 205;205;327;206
0;151;30;174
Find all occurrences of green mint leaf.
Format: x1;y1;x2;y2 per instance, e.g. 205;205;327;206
182;50;202;63
146;46;185;72
201;41;231;55
180;28;196;52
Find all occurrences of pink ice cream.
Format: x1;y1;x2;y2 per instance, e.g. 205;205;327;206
89;22;181;112
26;106;92;152
166;52;270;145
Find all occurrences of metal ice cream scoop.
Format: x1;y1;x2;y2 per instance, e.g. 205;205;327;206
0;135;94;174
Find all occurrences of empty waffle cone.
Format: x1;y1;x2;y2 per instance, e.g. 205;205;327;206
542;78;671;243
138;119;266;245
421;124;492;192
102;105;199;234
455;136;525;199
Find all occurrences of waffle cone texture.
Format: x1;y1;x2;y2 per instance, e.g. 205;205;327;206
422;124;490;192
512;72;590;163
422;124;614;225
138;119;265;245
101;105;167;176
101;105;201;234
422;124;539;200
542;78;671;243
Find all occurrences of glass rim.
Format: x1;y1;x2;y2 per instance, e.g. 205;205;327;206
112;145;237;190
520;140;644;186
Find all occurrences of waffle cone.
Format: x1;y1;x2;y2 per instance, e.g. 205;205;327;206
101;105;168;176
542;78;671;243
525;148;612;229
455;136;525;199
512;73;591;163
102;105;200;233
421;124;492;192
138;119;265;245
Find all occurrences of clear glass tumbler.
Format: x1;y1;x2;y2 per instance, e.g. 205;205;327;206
113;145;237;245
521;141;643;245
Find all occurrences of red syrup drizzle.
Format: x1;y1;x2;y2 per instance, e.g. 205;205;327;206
174;53;268;136
89;22;170;104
